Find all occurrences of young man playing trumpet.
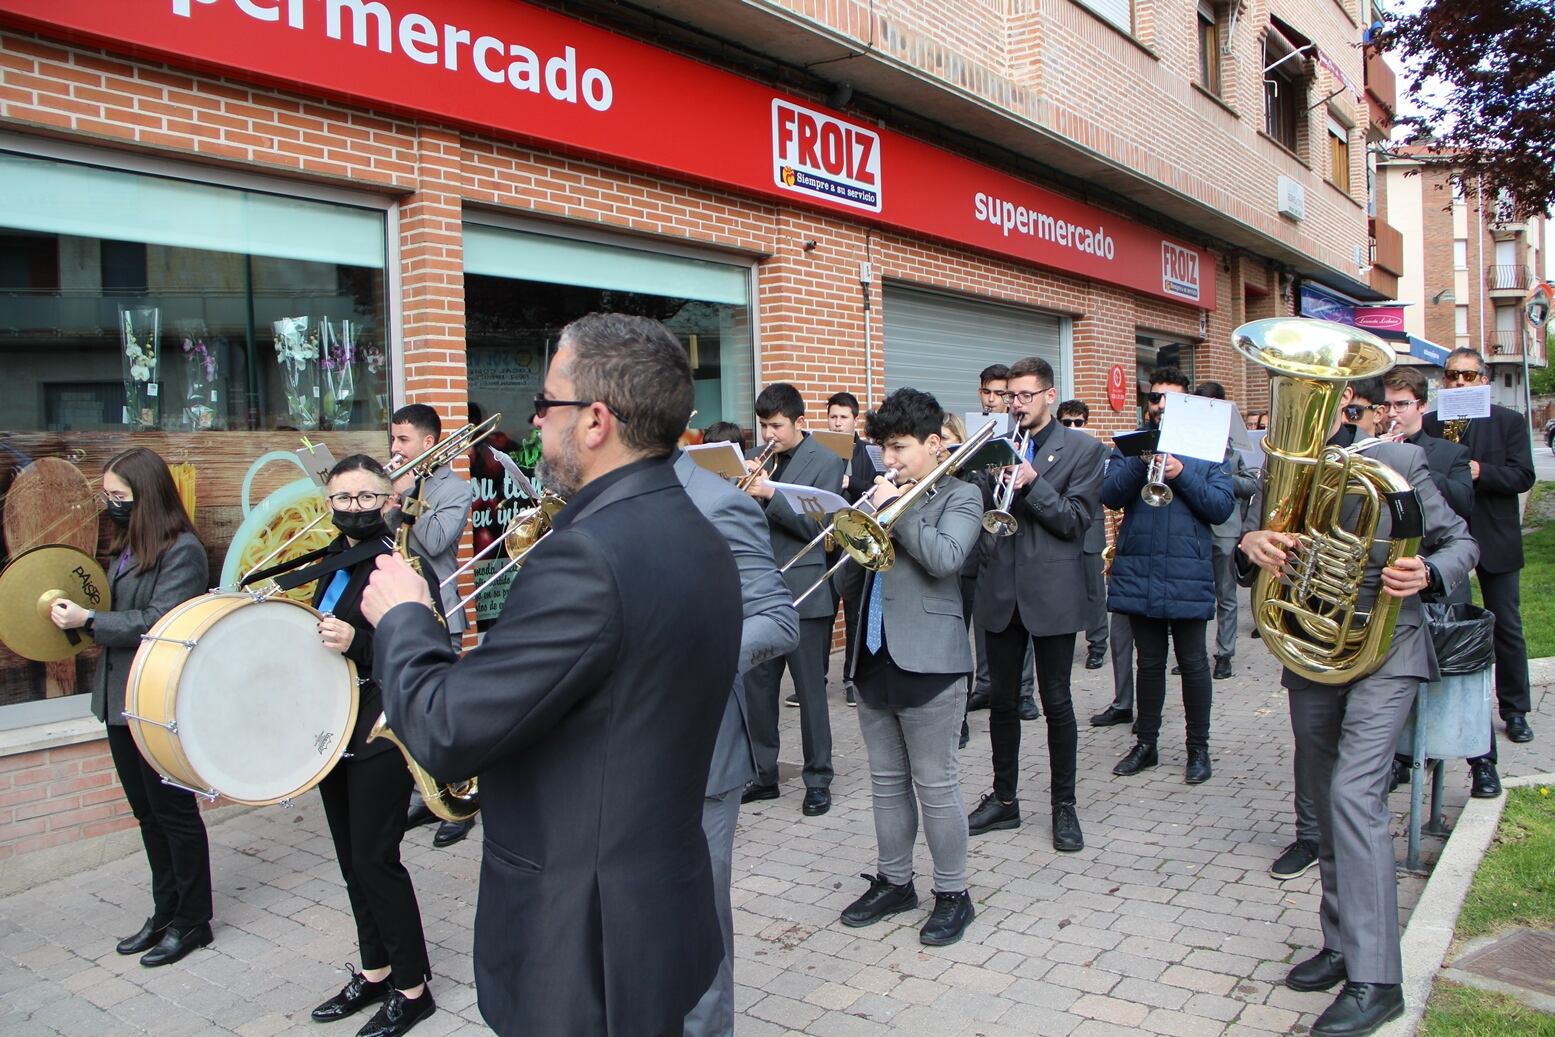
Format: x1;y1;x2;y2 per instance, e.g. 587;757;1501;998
834;388;984;945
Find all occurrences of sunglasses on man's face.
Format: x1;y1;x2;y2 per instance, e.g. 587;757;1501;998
1342;403;1385;420
1059;417;1086;427
1146;392;1166;404
1443;368;1484;383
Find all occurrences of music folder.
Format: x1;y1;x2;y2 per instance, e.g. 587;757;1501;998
1113;428;1160;458
682;441;748;480
808;429;857;462
957;436;1023;471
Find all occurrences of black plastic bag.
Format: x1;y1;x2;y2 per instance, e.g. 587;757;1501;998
1423;602;1496;676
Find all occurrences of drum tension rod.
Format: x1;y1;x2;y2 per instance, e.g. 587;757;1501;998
139;633;198;650
158;776;218;802
121;710;177;734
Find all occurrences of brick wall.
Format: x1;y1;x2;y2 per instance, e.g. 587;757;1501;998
0;739;134;861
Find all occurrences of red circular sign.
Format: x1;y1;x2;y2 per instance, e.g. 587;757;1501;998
1107;364;1128;411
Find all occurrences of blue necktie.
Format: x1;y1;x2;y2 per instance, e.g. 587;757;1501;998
318;569;350;614
866;572;885;653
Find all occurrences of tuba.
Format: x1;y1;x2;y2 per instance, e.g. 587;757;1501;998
1235;318;1423;686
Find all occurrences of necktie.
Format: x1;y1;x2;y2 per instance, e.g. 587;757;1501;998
318;569;350;614
865;571;885;654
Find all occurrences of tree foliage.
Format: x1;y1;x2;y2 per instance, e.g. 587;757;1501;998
1381;1;1555;219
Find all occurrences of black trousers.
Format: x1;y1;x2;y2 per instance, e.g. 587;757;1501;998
1131;616;1212;751
986;618;1077;807
105;723;213;929
318;749;430;989
747;617;834;789
1478;568;1531;718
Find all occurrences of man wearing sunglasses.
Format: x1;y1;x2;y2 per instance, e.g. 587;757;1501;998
1423;348;1537;745
1338;379;1388;442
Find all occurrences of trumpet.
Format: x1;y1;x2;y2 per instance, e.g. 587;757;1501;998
982;425;1031;536
790;418;1002;606
1141;452;1173;508
737;439;780;492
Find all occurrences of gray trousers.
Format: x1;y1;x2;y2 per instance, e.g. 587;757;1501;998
1108;611;1134;711
1211;538;1238;660
1289;674;1417;984
747;618;833;789
855;679;970;892
684;788;741;1037
1083;552;1108;651
974;624;1034;697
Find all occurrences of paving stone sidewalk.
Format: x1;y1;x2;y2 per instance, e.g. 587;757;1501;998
3;608;1551;1036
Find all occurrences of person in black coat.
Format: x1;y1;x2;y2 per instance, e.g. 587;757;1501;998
298;454;440;1037
361;314;743;1037
50;447;212;968
1424;348;1537;745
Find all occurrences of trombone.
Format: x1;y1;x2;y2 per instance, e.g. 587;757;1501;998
790;418;1001;606
736;439;780;492
1141;452;1173;508
981;425;1031;536
452;492;567;613
778;470;897;576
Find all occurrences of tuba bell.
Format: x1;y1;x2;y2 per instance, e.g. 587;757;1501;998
1235;318;1423;686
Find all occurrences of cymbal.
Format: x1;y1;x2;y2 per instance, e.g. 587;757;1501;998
0;546;111;662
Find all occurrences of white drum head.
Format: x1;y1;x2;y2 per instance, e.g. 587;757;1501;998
175;599;356;803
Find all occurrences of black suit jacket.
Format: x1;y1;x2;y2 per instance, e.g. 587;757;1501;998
1406;431;1473;524
1424;404;1534;572
374;457;741;1037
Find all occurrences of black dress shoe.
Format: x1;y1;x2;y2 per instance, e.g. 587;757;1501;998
1051;803;1084;852
1506;714;1534;743
404;799;437;829
959;719;970;750
967;792;1020;836
1286;948;1347;992
840;873;918;927
433;819;474;847
356;989;435;1037
802;788;831;816
1017;694;1040;721
1388;755;1409;793
920;890;975;945
1090;705;1132;727
966;688;991;711
741;783;779;804
312;965;391;1022
1311;981;1403;1036
1085;646;1106;670
1213;655;1232;680
1184;748;1212;785
1470;760;1503;798
140;922;212;967
1170;663;1182;675
1113;742;1158;776
116;917;169;956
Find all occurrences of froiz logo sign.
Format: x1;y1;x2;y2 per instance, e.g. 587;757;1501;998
1161;242;1201;304
772;100;882;213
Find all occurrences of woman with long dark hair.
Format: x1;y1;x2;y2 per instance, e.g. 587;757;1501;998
49;446;214;967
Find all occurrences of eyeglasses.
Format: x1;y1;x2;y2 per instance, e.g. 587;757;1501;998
1059;417;1087;427
532;394;630;423
327;491;390;509
1342;403;1386;420
1146;392;1166;404
101;491;133;504
1442;368;1484;383
1006;389;1051;405
1380;399;1422;412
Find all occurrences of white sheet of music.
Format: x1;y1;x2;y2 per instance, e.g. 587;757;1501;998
1155;392;1232;464
1436;385;1492;420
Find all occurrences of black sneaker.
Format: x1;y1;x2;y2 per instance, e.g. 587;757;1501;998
840;873;918;927
919;890;975;946
784;692;800;708
967;792;1020;836
845;685;857;707
1270;838;1319;880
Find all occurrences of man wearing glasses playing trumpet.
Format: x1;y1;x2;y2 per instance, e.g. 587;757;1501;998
966;356;1105;852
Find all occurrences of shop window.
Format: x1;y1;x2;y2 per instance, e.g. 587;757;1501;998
460;221;754;629
1197;2;1223;96
1327;115;1351;194
0;148;392;726
1263;31;1308;155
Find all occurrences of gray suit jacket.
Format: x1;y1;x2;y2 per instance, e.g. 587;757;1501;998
400;464;473;634
90;532;209;724
1212;448;1259;541
838;479;983;676
674;452;800;796
1249;439;1479;691
974;422;1107;636
749;434;847;620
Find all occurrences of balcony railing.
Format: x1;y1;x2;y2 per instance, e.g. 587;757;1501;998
1486;265;1532;292
1488;330;1526;356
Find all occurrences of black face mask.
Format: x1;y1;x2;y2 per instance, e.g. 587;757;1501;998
332;509;389;541
105;498;134;527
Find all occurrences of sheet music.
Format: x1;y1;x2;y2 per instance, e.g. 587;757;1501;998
1155;392;1232;463
683;441;748;479
1436;385;1492;421
296;441;337;488
966;412;1010;440
488;446;539;501
865;444;885;472
767;482;850;524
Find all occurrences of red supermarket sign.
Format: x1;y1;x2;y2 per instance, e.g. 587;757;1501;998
0;0;1215;306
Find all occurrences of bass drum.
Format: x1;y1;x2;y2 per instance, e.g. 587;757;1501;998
125;593;358;805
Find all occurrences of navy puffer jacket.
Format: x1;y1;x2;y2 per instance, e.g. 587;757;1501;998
1103;447;1234;620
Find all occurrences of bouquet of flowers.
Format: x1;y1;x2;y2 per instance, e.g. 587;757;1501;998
319;318;357;431
177;321;222;431
119;307;161;429
362;341;388;424
272;315;320;429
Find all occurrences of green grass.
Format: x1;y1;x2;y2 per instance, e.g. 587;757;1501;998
1469;482;1554;658
1454;787;1555;941
1420;981;1555;1036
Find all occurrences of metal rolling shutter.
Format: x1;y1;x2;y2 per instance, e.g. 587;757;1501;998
882;285;1069;416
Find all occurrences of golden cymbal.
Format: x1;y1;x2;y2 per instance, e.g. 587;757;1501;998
0;546;111;662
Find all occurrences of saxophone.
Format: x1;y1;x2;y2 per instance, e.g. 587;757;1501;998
1235;319;1424;686
1442;418;1469;443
